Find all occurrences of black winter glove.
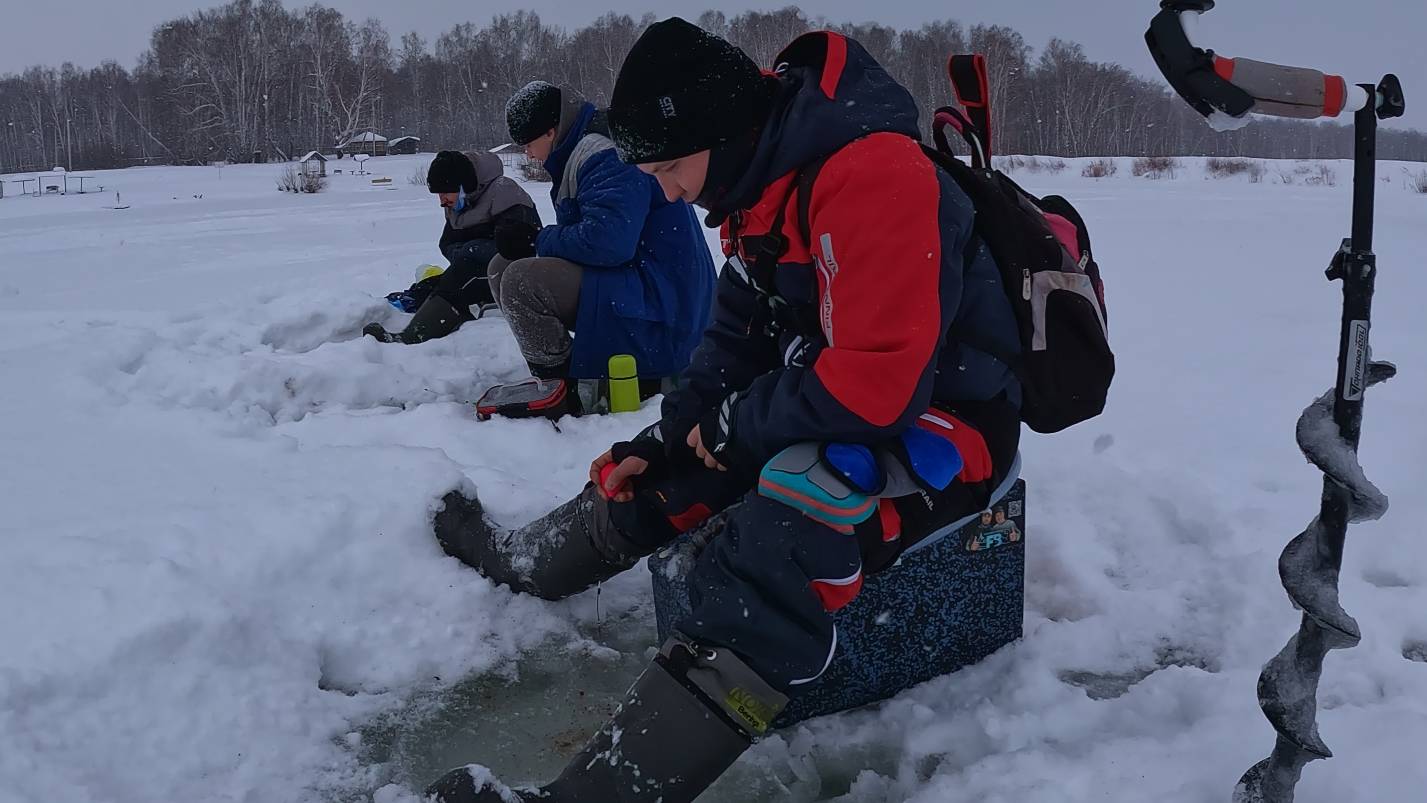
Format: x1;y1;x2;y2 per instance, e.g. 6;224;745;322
696;394;751;474
495;221;540;261
611;422;668;470
608;406;703;481
657;385;706;452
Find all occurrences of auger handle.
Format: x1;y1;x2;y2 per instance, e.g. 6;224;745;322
1146;2;1395;121
1217;56;1365;119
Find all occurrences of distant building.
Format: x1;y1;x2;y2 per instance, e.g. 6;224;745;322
387;136;422;155
339;132;388;157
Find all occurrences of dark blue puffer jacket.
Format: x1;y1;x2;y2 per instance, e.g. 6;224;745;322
538;103;716;379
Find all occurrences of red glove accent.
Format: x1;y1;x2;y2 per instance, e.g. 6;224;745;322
597;462;631;501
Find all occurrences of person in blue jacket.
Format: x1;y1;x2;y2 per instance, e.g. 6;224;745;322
481;81;715;417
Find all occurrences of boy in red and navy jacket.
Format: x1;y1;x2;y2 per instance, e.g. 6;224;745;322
425;18;1021;803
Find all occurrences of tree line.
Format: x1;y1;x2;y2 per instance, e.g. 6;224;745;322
2;1;1423;172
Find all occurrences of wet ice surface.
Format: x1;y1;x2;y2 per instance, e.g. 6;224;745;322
361;616;651;792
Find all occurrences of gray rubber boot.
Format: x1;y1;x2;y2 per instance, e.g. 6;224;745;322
425;635;787;803
432;486;643;600
363;295;467;344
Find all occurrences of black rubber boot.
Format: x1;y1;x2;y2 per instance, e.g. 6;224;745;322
425;636;787;803
432;486;643;600
363;295;467;344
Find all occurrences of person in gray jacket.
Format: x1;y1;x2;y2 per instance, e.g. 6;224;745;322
365;150;541;344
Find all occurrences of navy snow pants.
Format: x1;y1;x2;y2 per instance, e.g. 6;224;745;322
610;398;1021;692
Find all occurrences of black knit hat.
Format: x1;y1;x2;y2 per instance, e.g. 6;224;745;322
506;81;563;146
426;150;479;194
609;17;771;164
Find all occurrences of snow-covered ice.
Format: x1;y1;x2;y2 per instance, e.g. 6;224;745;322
1;154;1424;803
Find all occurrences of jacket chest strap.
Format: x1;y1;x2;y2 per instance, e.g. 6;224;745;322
726;253;822;344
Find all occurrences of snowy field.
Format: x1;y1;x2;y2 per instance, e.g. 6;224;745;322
1;152;1424;803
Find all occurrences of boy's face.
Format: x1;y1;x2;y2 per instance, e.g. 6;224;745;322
437;192;460;209
638;150;711;204
994;510;1006;524
980;512;994;526
523;128;557;162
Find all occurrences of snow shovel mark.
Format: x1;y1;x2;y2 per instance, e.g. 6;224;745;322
1058;668;1155;701
260;314;374;355
1059;645;1217;700
256;391;417;426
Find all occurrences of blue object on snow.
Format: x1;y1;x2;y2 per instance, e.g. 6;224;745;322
386;291;420;313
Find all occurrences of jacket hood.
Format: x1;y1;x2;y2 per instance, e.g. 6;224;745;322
709;31;922;222
469;150;505;193
447;150;534;229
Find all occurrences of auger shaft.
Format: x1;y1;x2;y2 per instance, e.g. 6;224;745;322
1233;87;1398;803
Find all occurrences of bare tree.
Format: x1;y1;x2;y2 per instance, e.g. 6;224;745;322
567;13;645;105
329;18;391;145
728;6;814;69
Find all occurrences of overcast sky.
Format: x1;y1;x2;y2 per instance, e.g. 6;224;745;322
3;0;1422;128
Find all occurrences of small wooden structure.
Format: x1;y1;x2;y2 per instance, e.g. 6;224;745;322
299;151;328;177
388;136;422;155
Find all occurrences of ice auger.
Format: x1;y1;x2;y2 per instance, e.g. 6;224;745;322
1146;2;1405;800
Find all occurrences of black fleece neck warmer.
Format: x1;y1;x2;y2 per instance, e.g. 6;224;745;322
696;130;762;222
695;77;780;225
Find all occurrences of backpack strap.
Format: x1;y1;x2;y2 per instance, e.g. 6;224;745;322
758;142;1024;375
794;153;832;248
918;142;1025;373
732;154;833;294
932;107;986;169
730;194;791;297
948;54;993;160
794;148;1015;377
728;156;832;341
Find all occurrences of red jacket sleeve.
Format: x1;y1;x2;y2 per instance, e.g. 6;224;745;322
717;134;962;470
